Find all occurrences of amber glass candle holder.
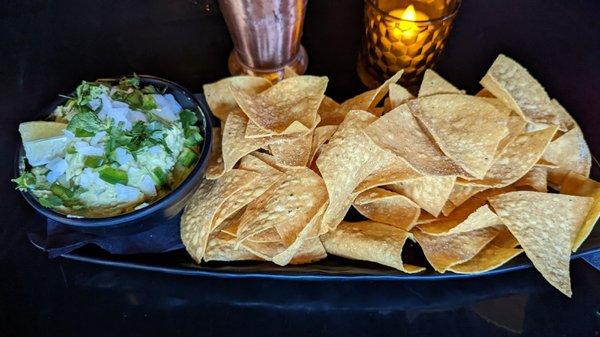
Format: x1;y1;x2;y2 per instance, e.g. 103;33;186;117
357;0;461;88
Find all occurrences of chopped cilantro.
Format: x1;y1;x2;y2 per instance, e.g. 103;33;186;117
12;172;36;191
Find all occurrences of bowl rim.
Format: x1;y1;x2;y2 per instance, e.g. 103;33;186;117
14;74;213;227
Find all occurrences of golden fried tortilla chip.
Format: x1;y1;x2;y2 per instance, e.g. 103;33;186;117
317;96;344;126
514;165;547;192
559;172;600;252
321;221;425;273
205;127;225;179
238;154;283;175
388;83;414;108
268;131;314;167
354;155;422;194
448;184;488;207
237;167;328;247
418;69;462;97
232;75;327;135
366;104;469;177
448;244;523;274
542;127;592;186
316;110;395;232
418;204;503;235
464;125;557;187
387;175;456;217
221;109;288;173
204;212;262;262
203;76;272;121
551;99;578;132
337;71;403;119
410;94;509;179
308;125;338;165
353;188;421;230
413;227;499;272
489;191;593;297
288;237;328;265
181;169;261;263
480;54;557;125
496;115;528;155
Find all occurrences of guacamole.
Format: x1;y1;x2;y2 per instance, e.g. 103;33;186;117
13;76;203;217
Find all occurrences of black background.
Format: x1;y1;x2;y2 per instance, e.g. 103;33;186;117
1;0;599;336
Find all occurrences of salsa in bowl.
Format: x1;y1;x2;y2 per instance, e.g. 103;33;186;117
14;75;212;233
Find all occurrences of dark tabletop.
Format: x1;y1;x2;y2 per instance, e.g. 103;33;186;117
1;0;599;336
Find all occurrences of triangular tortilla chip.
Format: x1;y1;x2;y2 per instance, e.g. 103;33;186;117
409;94;509;179
336;71;403;119
308;125;338;165
221;109;289;173
354;155;421;194
559;172;600;252
366;104;470;177
316;110;395;232
353;188;421;230
387;175;456;217
203;76;272;121
205;127;225;179
496;115;528;155
268;130;313;167
204;212;262;262
238;154;283;175
317;96;344;126
180;169;261;263
321;221;425;273
514;165;547;192
448;242;523;274
418;69;462;97
288;237;328;265
542;127;592;186
463;125;557;187
550;99;578;132
448;184;488;207
489;191;593;297
237;167;328;247
412;227;499;272
418;204;503;235
480;54;557;124
232;75;327;134
389;83;414;108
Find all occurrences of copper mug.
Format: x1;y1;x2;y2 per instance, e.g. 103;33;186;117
218;0;309;82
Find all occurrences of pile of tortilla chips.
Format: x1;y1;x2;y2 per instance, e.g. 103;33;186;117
181;54;598;297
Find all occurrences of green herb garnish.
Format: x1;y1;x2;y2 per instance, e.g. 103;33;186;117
12;172;36;191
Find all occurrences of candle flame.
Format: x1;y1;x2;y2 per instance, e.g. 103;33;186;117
401;5;417;21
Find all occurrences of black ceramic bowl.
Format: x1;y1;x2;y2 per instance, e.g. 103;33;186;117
14;75;213;235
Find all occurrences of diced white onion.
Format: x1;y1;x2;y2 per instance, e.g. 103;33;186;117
115;147;134;166
147;145;163;155
139;175;157;196
88;98;101;111
164;94;182;114
63;129;75;141
111;100;129;108
90;131;107;146
151;94;177;122
45;158;68;183
126;110;147;124
75;142;104;156
115;184;141;203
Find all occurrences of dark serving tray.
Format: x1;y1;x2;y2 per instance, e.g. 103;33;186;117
27;94;600;280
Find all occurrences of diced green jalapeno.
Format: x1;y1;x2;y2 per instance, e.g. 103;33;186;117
84;156;104;168
178;148;198;167
99;166;128;185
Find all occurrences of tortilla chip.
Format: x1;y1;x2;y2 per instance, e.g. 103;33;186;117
418;69;462;97
353;188;421;230
268;131;313;167
308;125;338;165
316;110;395;231
413;227;499;272
551;99;578;132
464;125;557;187
366;104;469;177
448;184;488;207
448;243;523;274
238;154;283;175
204;213;262;262
475;89;494;98
480;54;557;124
418;204;503;235
514;165;547;192
288;237;328;265
409;94;509;179
489;191;593;297
232;75;327;135
388;83;414;108
496;115;528;155
387;175;456;217
221;109;287;173
205;127;225;179
354;155;422;194
203;76;272;121
317;96;345;126
181;169;261;263
321;221;425;273
559;172;600;252
542;127;592;186
337;71;403;119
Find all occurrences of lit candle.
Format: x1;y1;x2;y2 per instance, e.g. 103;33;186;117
388;5;429;40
